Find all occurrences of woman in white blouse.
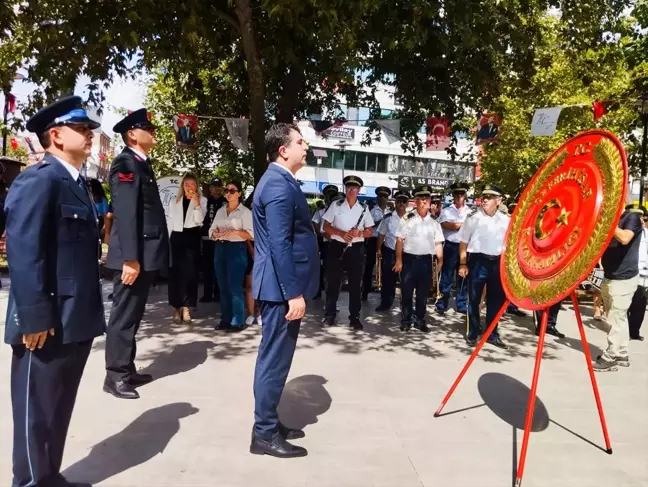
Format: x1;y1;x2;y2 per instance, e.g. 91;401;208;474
168;172;207;324
209;180;254;332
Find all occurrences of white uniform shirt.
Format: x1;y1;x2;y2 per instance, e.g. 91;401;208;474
439;204;472;243
396;211;445;255
312;207;329;241
209;204;254;242
370;205;387;238
323;199;375;243
377;211;404;250
458;208;510;256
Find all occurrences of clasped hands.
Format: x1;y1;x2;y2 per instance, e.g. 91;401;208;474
340;228;362;244
211;229;246;240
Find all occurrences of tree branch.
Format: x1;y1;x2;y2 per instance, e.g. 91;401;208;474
215;8;241;34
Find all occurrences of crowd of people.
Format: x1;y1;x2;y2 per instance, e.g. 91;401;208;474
3;96;648;485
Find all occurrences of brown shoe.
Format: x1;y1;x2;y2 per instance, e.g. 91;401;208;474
182;307;192;323
172;308;182;324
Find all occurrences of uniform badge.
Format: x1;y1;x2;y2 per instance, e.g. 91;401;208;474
118;172;134;183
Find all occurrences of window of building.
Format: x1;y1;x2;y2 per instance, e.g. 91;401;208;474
355;152;367;172
366;153;377;172
344;151;355;170
377;154;388;173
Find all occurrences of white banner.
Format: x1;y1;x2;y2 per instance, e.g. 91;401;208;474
225;118;249;151
530;107;562;136
376;119;401;144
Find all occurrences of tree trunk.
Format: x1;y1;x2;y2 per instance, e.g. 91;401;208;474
234;0;266;184
276;65;305;123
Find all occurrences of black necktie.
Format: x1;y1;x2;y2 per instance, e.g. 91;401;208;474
77;175;98;223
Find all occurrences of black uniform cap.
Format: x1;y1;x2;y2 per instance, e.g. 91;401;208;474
112;108;156;134
375;186;392;197
210;178;223;187
481;184;504;197
414;184;432;198
322;184;339;196
343;175;364;188
26;95;100;134
449;181;470;194
393;190;410;201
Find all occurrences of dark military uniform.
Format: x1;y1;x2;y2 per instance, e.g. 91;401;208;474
104;109;169;397
4;96;106;487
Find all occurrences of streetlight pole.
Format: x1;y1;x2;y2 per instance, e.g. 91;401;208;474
334;139;351;185
639;94;648;206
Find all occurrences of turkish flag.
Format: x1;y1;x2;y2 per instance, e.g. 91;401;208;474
593;101;607;121
10;138;18;150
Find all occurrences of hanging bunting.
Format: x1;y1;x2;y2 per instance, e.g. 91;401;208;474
225;118;249;151
6;94;16;113
476;113;501;145
376;119;401;144
426;117;451;151
23;136;37;153
530;107;562;136
311;119;345;135
173;114;199;148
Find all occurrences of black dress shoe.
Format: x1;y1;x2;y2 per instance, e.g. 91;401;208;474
508;308;527;317
103;378;139;399
414;322;430;333
216;322;232;331
400;323;412;332
322;316;336;327
49;473;93;487
465;336;478;346
199;296;213;303
349;318;364;330
630;335;644;341
546;327;566;339
487;335;509;349
375;304;391;312
129;373;153;386
227;325;248;333
250;434;308;458
279;422;305;440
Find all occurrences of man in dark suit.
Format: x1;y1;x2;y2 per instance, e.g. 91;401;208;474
250;123;319;458
477;115;499;143
4;96;105;487
104;109;169;399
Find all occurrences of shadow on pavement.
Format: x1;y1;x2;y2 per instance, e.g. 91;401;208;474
62;402;198;485
278;375;332;431
138;340;216;381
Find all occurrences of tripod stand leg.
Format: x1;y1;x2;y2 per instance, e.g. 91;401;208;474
570;292;613;454
515;309;548;487
434;299;510;417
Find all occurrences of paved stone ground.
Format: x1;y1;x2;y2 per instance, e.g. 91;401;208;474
1;281;647;487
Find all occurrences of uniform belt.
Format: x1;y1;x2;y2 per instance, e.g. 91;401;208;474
404;252;432;259
331;240;364;247
472;252;500;261
215;240;246;245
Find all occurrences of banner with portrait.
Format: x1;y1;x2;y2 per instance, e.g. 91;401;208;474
173;114;199;148
476;113;501;145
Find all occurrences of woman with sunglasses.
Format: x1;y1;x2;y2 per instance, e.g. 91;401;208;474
210;181;254;332
168;172;207;324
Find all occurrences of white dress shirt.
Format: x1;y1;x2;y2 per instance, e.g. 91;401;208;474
458;208;511;256
396;211;445;255
377;211;404;250
168;195;207;233
129;147;148;161
51;155;80;181
271;162;296;180
370;205;387;238
439;203;472;243
323;199;375;243
209;204;254;242
312;207;329;240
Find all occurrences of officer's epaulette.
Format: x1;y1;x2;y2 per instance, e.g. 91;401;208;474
467;207;479;218
38;159;51;169
498;208;509;216
336;198;345;206
628;208;644;215
403;212;415;221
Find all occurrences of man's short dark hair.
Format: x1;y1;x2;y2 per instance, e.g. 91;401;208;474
121;133;129;146
265;123;301;162
37;131;51;149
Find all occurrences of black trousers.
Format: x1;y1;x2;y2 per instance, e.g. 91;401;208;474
201;239;220;300
168;230;201;308
326;241;365;319
317;239;329;295
380;246;398;308
362;237;378;298
628;285;647;338
11;337;92;487
401;252;433;324
534;301;561;330
105;270;154;382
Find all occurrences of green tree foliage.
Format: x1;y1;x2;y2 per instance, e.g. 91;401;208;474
477;13;646;197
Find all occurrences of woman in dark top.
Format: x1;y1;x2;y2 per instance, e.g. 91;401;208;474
167;172;207;323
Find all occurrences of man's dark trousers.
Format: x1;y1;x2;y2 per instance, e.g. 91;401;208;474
105;271;154;381
534;302;561;330
628;285;647;338
379;246;397;308
437;241;467;312
11;336;92;486
400;253;433;324
362;237;378;298
253;301;301;440
325;241;364;320
467;253;505;339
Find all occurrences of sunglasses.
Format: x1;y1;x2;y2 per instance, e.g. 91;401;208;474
225;188;240;194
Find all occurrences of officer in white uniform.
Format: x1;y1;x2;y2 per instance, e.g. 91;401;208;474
323;175;375;330
437;181;472;314
394;185;444;332
376;190;410;312
458;184;510;349
363;186;391;300
430;192;443;220
312;184;339;299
